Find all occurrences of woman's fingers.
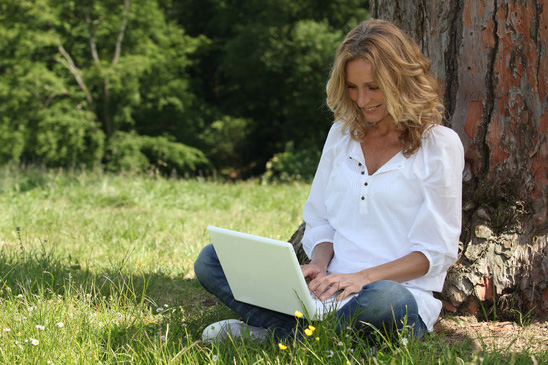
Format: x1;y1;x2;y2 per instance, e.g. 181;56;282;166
314;274;342;300
315;273;362;301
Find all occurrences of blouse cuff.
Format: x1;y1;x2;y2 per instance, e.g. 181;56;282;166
409;245;452;277
302;224;335;258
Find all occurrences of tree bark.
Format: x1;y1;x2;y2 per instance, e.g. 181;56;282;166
291;0;548;320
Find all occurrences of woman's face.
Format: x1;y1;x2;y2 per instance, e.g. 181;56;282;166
345;59;391;127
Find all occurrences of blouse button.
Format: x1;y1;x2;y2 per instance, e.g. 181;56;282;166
361;196;365;200
364;182;368;186
361;171;365;175
358;162;362;166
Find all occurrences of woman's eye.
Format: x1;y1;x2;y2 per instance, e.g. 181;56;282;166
346;84;356;89
369;86;380;91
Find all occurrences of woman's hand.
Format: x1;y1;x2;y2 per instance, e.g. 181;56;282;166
301;262;328;285
301;241;334;297
309;251;430;301
309;272;366;301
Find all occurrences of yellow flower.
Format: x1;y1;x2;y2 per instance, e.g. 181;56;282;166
304;324;316;336
278;343;288;350
294;310;303;318
315;337;320;341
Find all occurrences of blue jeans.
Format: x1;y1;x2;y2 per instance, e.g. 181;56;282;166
194;244;427;340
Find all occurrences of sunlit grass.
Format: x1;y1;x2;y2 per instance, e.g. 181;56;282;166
0;167;545;363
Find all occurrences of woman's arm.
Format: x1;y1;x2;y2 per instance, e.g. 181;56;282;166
301;241;334;287
309;251;429;301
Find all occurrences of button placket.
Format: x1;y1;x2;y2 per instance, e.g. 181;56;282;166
349;155;367;175
359;176;370;215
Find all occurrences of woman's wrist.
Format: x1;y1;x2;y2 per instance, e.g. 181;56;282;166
310;241;334;272
309;259;328;273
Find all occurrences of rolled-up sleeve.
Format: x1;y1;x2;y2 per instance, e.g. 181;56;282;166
302;124;341;258
407;128;464;277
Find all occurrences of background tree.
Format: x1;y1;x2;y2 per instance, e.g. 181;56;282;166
0;0;209;174
370;0;548;319
0;0;104;167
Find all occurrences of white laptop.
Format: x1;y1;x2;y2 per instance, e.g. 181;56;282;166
207;226;356;321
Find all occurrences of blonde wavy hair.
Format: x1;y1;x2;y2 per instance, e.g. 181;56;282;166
326;19;443;156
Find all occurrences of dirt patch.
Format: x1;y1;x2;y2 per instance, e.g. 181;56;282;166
434;316;548;353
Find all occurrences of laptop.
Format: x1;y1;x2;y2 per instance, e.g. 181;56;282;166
207;226;356;321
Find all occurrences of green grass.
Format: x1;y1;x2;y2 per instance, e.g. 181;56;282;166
0;167;545;364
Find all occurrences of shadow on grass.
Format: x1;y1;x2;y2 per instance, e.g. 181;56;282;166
0;242;236;358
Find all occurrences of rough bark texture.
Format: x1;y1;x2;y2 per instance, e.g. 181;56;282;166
291;0;548;320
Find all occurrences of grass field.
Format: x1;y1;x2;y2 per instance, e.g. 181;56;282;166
0;167;545;363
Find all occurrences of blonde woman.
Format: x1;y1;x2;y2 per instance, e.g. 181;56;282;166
195;19;464;342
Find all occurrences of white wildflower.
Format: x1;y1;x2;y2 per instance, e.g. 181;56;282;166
3;328;11;332
36;325;45;331
30;338;39;346
156;307;164;313
56;322;64;328
400;337;409;346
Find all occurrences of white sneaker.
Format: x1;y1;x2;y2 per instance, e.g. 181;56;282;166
202;319;268;344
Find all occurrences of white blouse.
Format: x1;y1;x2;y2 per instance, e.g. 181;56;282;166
302;122;464;331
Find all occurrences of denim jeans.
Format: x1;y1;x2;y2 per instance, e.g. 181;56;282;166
194;244;427;340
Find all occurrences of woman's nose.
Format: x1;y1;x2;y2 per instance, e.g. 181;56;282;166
357;90;370;108
358;90;371;108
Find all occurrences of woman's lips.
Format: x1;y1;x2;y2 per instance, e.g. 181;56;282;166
363;104;381;112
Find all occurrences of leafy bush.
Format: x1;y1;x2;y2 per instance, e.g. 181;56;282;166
263;142;321;183
106;131;210;176
199;116;253;176
34;103;105;167
0;117;25;163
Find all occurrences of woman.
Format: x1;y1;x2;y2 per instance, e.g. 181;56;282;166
194;18;464;343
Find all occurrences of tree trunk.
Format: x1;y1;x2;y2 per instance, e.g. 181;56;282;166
291;0;548;321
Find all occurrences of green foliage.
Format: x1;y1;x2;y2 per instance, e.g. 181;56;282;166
0;118;25;163
35;102;105;167
0;0;209;174
198;116;254;175
263;142;321;183
217;17;342;157
106;131;210;175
